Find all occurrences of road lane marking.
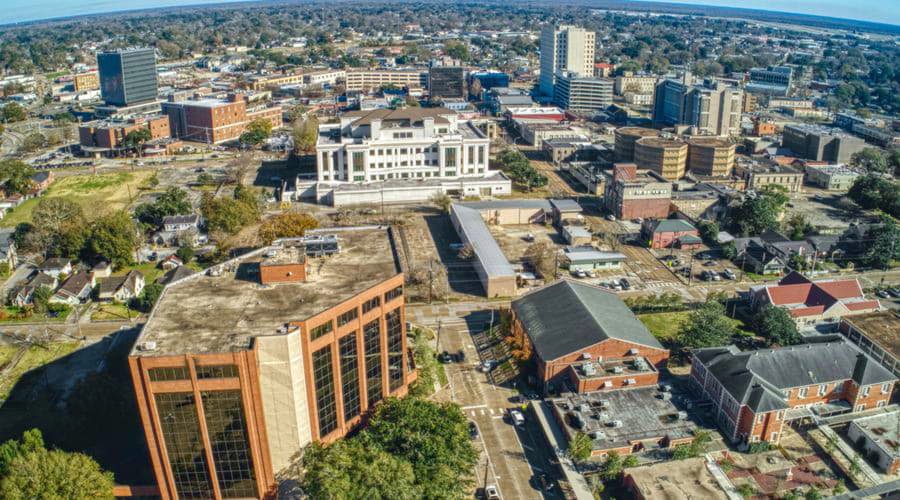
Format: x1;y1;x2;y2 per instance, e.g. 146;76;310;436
462;404;487;410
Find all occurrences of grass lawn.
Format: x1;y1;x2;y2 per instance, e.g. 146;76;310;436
638;311;749;342
0;342;81;400
114;261;165;284
0;170;156;228
91;303;139;321
0;307;71;323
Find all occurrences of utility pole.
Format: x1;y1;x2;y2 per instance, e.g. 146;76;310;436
435;320;442;354
688;248;696;286
428;259;434;304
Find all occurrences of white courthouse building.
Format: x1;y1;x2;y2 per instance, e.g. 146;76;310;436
313;108;510;205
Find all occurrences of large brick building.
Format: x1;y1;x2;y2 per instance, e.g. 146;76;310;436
750;272;880;328
603;163;672;220
129;228;416;499
78;115;171;153
510;279;669;394
691;339;896;447
162;93;282;144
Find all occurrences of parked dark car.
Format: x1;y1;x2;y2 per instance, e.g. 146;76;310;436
619;278;631;290
469;421;479;439
456;349;466;362
439;351;451;363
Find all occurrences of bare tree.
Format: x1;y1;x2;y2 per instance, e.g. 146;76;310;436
525;242;558;279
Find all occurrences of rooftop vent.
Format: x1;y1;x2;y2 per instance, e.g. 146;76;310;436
138;341;157;351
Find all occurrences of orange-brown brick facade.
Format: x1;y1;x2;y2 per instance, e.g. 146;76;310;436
79;116;170;150
691;359;894;445
510;311;669;393
129;274;416;499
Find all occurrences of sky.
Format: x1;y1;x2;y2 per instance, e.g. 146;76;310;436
1;0;899;27
650;0;900;26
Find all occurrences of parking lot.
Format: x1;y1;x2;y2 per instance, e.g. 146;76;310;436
407;303;565;500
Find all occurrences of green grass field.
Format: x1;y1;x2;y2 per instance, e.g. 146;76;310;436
0;170;155;228
0;342;81;400
638;311;748;341
91;303;138;321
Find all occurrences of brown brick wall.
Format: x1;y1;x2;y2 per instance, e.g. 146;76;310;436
618;198;670;220
650;229;699;249
537;336;669;387
573;370;659;393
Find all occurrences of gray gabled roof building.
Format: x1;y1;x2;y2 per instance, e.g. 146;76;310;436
512;279;664;362
693;340;895;414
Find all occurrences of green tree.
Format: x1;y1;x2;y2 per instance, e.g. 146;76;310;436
600;451;625;482
200;188;260;235
1;102;26;122
736;483;755;499
240;118;273;146
430;191;452;213
258;212;319;243
1;448;115;499
29;198;87;257
82;211;140;267
677;299;736;349
131;282;163;312
134;187;192;227
123;127;152;156
21;132;46;152
865;216;900;269
444;41;470;62
568;431;593;462
697;220;720;244
847;175;898;212
175;245;195;263
851;147;888;174
729;185;789;236
0;429;44;476
783;213;814;241
722;241;737;260
0;159;34;195
291;115;318;154
0;429;114;499
300;440;420;500
364;398;478;498
754;307;801;346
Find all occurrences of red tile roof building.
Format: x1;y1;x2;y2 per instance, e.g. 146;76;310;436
750;272;880;327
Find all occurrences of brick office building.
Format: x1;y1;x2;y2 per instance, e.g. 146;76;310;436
641;218;701;249
162;93;282;144
129;228;416;499
691;339;896;447
603;163;672;220
510;279;669;394
78;115;171;153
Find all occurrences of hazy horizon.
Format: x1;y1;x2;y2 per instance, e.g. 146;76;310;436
1;0;898;27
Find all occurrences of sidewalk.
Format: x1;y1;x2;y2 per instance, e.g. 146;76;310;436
531;400;594;500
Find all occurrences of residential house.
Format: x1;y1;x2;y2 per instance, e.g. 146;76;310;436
30;171;54;191
50;271;95;305
733;230;812;275
10;272;58;307
92;261;112;278
641;219;701;249
159;255;183;271
97;270;145;303
750;272;880;328
0;228;17;268
156;214;202;246
39;258;72;278
510;279;669;393
691;339;895;447
158;265;197;286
